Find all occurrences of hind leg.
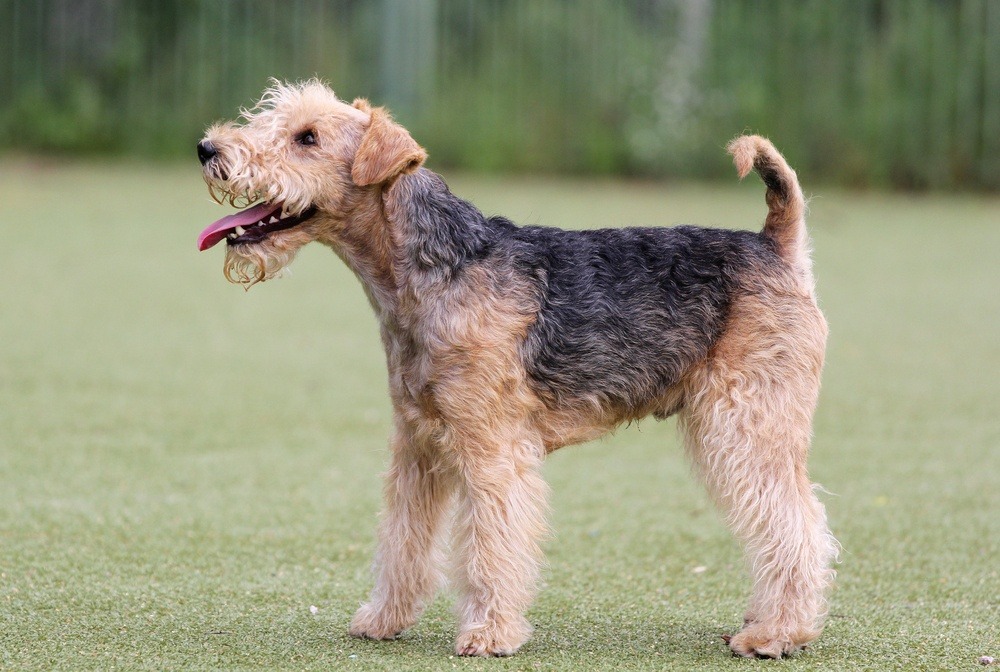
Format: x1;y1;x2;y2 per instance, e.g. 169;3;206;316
681;299;837;658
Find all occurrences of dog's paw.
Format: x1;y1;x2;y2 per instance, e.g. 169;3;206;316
455;619;531;657
725;624;816;659
348;603;407;640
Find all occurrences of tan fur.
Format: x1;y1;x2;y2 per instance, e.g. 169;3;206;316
382;257;551;655
680;272;836;658
199;82;835;659
351;105;428;187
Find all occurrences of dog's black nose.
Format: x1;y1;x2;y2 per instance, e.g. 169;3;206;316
197;140;217;165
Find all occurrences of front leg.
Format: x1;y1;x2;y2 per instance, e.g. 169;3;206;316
451;435;549;657
350;426;453;640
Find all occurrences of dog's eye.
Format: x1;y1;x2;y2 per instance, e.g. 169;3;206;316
296;130;317;146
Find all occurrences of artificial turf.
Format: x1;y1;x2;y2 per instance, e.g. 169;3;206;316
0;161;997;671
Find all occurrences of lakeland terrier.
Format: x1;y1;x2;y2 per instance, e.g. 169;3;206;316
195;80;837;659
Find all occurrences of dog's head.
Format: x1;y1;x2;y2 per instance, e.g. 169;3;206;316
197;79;426;287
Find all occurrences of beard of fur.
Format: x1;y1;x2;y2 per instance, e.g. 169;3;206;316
223;242;297;289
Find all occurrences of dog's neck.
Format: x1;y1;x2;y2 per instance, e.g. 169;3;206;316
331;169;499;327
319;185;401;320
385;169;497;278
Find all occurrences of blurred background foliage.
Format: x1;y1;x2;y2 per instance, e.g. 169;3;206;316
1;0;998;190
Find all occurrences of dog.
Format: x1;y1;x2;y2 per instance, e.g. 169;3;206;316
195;79;837;659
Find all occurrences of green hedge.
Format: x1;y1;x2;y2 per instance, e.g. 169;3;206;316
2;0;997;189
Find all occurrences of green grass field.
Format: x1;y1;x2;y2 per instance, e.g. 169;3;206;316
1;161;997;671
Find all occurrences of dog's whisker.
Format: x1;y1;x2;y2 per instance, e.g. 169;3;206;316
207;183;224;205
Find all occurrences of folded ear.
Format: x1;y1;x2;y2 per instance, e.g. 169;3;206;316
351;107;427;187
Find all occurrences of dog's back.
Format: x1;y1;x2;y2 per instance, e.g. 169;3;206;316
502;222;782;414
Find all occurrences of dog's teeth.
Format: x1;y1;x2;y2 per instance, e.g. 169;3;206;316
234;225;246;236
227;232;237;239
269;216;279;224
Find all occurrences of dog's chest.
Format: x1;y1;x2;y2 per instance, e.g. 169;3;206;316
384;270;539;420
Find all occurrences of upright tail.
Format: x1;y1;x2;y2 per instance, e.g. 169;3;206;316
727;135;808;267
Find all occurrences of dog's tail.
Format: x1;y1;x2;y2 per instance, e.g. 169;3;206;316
727;135;808;267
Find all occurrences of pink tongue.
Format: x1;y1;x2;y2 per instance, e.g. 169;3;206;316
197;202;281;251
